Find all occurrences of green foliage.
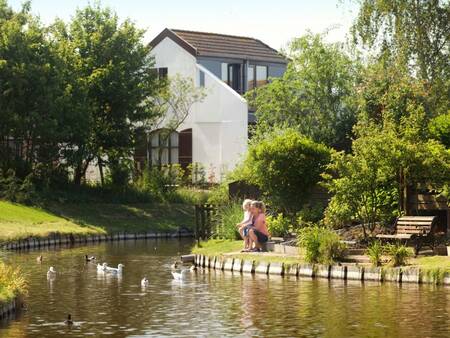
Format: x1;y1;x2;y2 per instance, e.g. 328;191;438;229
0;170;37;204
243;128;330;214
429;113;450;148
247;32;360;151
298;226;346;264
323;111;450;236
0;261;28;302
266;213;291;238
214;202;242;240
207;183;229;206
297;204;325;228
367;241;383;267
384;243;412;267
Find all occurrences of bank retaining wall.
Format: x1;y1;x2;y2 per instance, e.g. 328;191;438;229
193;255;450;286
0;231;194;251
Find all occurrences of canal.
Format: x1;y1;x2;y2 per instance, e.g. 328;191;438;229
1;239;450;337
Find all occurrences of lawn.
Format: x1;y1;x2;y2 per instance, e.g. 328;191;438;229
0;200;194;243
412;256;450;273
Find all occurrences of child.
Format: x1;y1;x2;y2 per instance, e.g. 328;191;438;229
236;199;253;251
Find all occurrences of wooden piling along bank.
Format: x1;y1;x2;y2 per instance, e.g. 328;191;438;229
194;255;450;286
0;231;194;251
0;297;20;320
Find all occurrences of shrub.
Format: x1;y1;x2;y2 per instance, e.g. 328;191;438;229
0;169;37;204
298;226;346;264
214;202;242;240
367;240;383;266
207;183;229;205
266;213;291;238
384;243;412;267
0;262;28;301
242;128;330;215
297;204;325;228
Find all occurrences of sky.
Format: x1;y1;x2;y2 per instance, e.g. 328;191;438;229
8;0;359;50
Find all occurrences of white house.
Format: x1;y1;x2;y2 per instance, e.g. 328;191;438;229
134;28;287;181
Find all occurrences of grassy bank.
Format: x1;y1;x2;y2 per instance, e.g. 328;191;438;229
0;262;27;304
193;239;450;271
0;200;194;243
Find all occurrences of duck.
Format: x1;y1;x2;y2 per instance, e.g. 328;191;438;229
105;264;124;274
36;255;43;263
171;269;188;281
97;262;108;272
189;265;197;271
64;314;73;326
47;267;56;278
141;277;149;287
85;255;96;262
170;261;182;270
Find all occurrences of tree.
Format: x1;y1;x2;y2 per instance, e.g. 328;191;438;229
246;33;360;151
352;0;449;117
323;113;450;237
429;112;450;148
0;1;72;178
242;128;330;215
53;3;163;185
147;75;206;167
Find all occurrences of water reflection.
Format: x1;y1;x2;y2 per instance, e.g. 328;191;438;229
1;239;450;337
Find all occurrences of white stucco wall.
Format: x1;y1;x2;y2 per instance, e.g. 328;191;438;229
150;37;248;181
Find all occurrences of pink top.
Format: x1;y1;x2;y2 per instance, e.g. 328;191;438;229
254;213;269;236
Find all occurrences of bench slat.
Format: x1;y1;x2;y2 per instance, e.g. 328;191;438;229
376;234;413;239
398;216;436;221
397;229;427;234
397;226;431;230
397;221;434;226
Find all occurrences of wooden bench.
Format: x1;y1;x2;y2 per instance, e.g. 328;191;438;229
376;216;440;255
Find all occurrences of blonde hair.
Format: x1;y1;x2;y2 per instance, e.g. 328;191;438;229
242;199;253;210
251;200;266;213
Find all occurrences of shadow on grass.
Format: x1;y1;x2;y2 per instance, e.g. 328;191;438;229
44;202;195;234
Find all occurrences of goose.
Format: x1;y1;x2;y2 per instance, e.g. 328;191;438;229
47;267;56;278
171;269;188;281
64;314;73;326
85;255;96;262
141;277;149;287
36;255;43;263
97;262;108;272
105;264;124;274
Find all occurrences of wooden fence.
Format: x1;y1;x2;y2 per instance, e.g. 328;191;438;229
194;204;217;244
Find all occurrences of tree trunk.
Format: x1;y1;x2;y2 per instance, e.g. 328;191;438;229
98;157;104;186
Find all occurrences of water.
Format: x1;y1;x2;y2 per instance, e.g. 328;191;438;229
1;239;450;337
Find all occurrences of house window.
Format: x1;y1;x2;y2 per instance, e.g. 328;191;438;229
256;65;268;87
150;129;178;165
221;63;229;84
247;65;255;90
158;67;168;79
199;70;205;87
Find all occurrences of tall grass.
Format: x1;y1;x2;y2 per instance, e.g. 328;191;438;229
214;202;242;240
298;226;346;264
0;262;28;303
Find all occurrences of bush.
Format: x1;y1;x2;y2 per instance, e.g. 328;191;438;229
298;226;346;264
0;169;37;204
207;183;229;205
266;213;291;238
214;202;242;240
384;243;411;267
297;204;325;228
242;128;330;214
367;240;383;266
0;262;28;302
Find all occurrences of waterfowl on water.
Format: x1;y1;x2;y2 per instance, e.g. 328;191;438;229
97;262;108;272
36;255;43;263
141;277;149;287
105;264;124;274
64;314;73;326
47;267;56;278
85;255;96;262
171;269;188;280
170;261;182;270
189;265;197;271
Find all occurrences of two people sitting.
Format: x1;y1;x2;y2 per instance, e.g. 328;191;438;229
236;199;269;252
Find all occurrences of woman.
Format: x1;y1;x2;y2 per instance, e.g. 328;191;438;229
248;201;269;252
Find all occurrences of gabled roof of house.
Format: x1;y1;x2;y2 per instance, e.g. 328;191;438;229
150;28;287;64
